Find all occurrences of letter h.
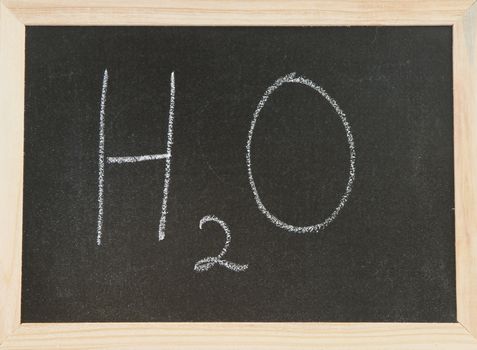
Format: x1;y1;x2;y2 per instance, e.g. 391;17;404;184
96;69;176;245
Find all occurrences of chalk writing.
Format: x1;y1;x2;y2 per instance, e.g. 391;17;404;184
158;72;176;241
96;71;354;250
246;72;356;233
96;69;108;246
194;215;249;272
107;153;170;164
96;70;176;245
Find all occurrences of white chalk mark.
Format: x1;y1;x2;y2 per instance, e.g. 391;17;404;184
194;215;249;273
246;72;356;233
107;153;170;164
200;215;230;259
96;69;109;246
158;71;176;241
194;256;249;273
96;70;175;244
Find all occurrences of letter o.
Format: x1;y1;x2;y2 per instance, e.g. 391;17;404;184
246;73;356;233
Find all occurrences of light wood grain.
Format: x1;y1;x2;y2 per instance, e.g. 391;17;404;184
0;323;476;350
1;0;477;348
0;1;24;345
1;0;475;25
455;0;477;340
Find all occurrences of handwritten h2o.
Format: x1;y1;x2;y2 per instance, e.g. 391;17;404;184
95;71;356;273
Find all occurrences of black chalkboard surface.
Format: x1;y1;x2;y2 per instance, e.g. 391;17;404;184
22;26;455;322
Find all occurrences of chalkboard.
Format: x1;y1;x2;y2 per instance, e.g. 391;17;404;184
22;26;455;322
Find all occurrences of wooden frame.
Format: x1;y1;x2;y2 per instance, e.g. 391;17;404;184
1;0;476;348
